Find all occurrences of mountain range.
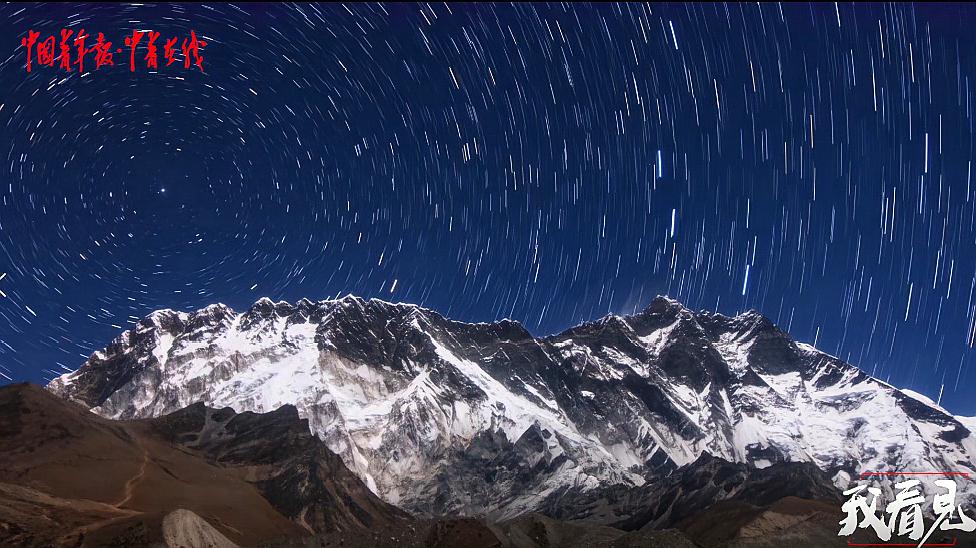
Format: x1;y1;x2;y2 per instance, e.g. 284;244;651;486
3;294;974;546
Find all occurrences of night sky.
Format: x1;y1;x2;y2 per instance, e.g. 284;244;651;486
1;3;976;414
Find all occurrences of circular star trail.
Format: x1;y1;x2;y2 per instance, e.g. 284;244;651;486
0;3;975;414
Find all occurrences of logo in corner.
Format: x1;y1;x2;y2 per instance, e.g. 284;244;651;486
839;471;975;547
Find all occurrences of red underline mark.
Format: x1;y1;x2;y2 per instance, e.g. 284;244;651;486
846;540;956;547
859;471;972;478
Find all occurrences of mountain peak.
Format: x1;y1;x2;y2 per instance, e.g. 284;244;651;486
645;295;690;314
336;293;366;305
248;296;292;312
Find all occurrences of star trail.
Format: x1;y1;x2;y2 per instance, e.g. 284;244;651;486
1;3;975;414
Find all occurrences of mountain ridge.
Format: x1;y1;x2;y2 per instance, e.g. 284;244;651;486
47;294;976;519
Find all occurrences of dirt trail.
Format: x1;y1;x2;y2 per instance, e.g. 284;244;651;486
115;448;150;508
58;446;151;545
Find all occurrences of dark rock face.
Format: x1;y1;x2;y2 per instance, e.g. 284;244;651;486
534;453;848;547
150;401;410;533
613;453;842;531
47;294;976;518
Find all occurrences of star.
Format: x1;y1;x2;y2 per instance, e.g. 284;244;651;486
0;2;973;414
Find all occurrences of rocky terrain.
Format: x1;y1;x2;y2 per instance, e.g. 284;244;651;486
0;383;405;546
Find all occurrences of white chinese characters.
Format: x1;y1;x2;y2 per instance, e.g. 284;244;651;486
839;477;975;546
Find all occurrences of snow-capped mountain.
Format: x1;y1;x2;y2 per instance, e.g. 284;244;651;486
47;295;976;517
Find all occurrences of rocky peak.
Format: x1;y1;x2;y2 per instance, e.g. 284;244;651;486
184;303;235;333
644;295;691;316
140;308;186;334
245;296;292;318
628;296;704;336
